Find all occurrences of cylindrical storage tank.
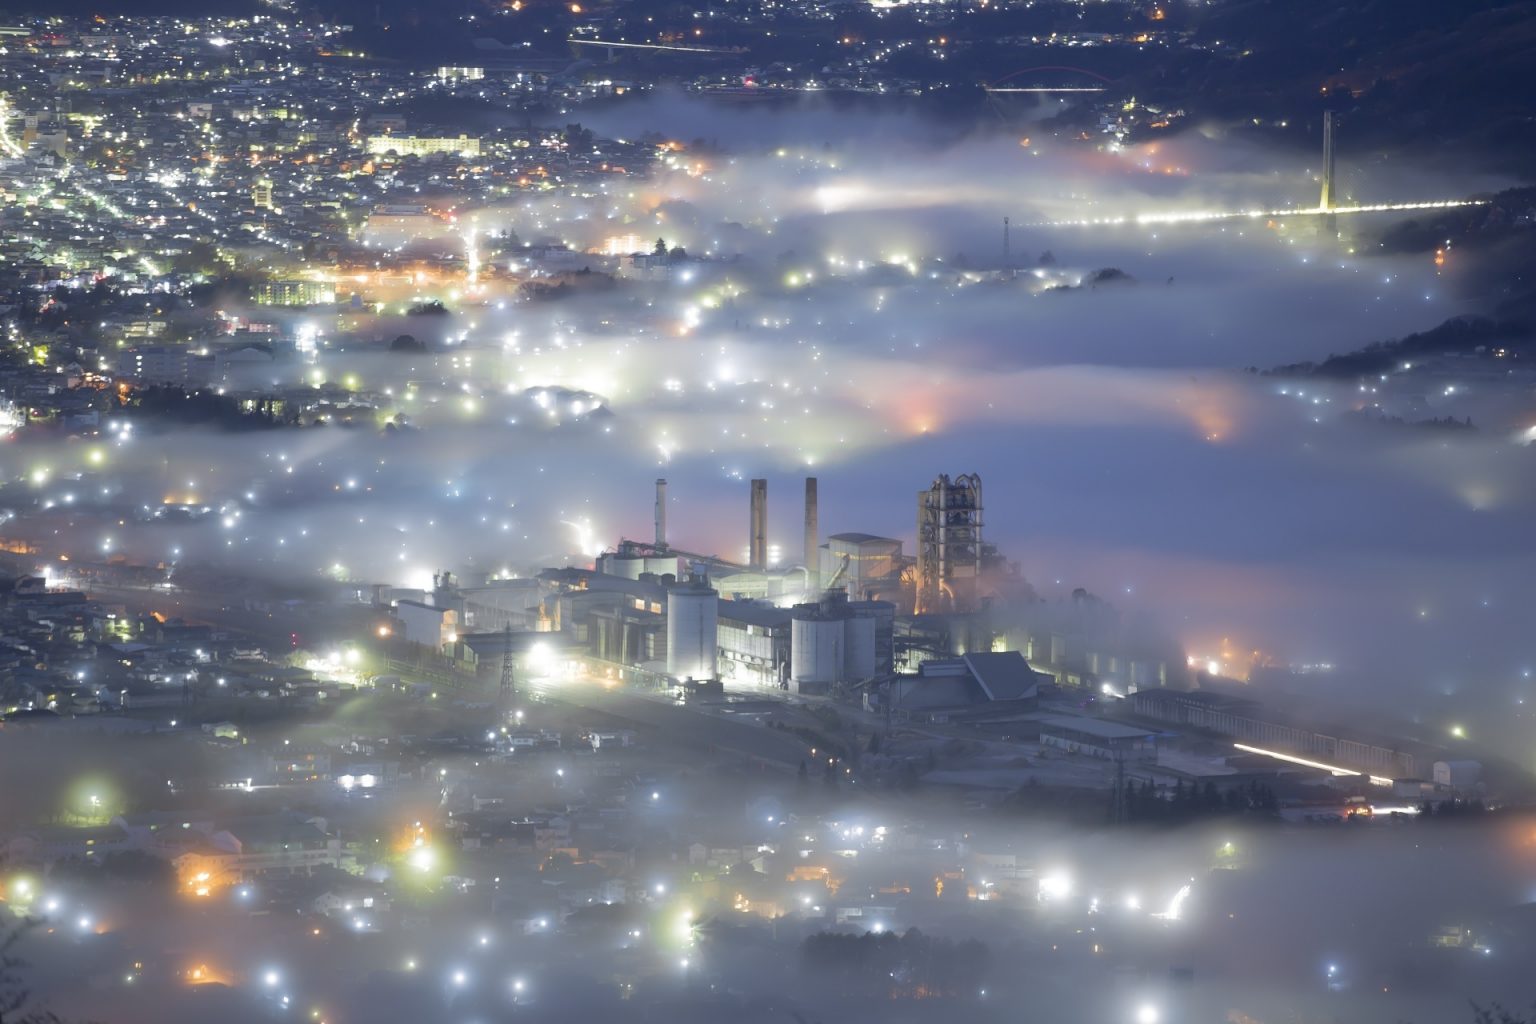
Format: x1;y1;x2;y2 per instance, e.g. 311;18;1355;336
666;576;718;681
791;615;843;693
643;555;681;578
599;552;646;580
844;614;876;682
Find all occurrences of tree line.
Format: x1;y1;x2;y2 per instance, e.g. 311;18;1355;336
800;927;988;999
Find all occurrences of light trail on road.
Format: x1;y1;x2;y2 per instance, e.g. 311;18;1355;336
1233;742;1393;787
1030;198;1487;229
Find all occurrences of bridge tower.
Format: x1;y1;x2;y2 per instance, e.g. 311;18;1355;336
1319;111;1337;211
1319;111;1339;241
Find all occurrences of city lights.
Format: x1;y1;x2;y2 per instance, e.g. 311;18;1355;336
0;8;1518;1024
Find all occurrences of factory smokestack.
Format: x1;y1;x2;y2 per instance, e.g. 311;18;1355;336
654;478;667;548
749;478;767;571
804;477;819;593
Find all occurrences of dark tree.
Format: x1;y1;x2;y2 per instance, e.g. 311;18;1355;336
1;919;69;1023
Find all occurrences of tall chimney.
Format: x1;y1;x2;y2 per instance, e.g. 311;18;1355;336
654;478;667;548
749;478;767;571
804;477;819;594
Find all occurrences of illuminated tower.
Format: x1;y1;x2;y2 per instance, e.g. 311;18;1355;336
1319;111;1336;210
915;473;984;615
252;178;274;210
1320;111;1338;240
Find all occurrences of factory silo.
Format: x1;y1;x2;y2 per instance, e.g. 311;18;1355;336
666;572;718;681
791;590;853;693
600;539;680;580
844;613;877;683
599;547;647;580
791;615;843;694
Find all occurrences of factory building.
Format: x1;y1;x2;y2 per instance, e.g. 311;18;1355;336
406;571;542;635
717;602;792;688
887;651;1044;712
544;472;1173;702
535;561;893;691
1128;687;1421;779
454;578;543;633
912;472;1027;616
896;588;1175;693
1039;716;1157;762
393;599;458;649
537;568;669;669
915;473;984;614
819;533;906;603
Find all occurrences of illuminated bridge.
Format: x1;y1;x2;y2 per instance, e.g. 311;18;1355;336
985;65;1111;95
568;37;745;58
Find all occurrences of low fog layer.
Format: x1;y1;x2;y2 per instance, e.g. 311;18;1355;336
10;93;1534;757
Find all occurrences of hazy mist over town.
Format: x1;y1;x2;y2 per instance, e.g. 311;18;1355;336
1;1;1535;1022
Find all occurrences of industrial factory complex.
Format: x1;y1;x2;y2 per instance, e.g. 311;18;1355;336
361;474;1470;794
376;473;1167;700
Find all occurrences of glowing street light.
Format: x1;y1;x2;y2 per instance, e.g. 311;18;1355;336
1038;870;1072;902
